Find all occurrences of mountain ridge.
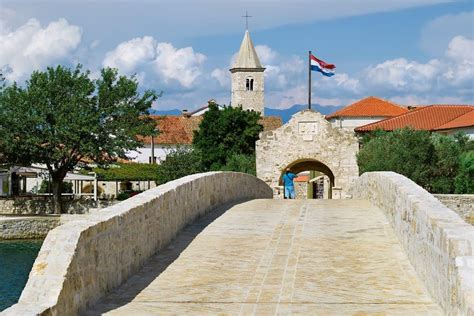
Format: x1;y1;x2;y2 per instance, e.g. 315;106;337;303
149;104;344;123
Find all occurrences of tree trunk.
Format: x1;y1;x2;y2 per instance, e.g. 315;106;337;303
51;179;63;214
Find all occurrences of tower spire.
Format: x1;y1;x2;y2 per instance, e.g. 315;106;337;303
231;29;263;69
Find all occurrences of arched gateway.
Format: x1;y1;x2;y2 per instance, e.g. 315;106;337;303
256;110;359;199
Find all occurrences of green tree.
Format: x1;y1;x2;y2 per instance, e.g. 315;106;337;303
193;102;262;170
0;65;158;213
90;163;160;181
220;153;256;175
357;128;436;190
430;134;462;193
155;147;203;184
455;151;474;194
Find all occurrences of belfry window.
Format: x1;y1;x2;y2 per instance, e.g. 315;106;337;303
246;78;254;91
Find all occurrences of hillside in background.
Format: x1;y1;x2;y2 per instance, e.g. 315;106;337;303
149;109;181;116
264;104;343;123
149;104;344;123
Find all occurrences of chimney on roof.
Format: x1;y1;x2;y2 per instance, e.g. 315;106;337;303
182;109;190;117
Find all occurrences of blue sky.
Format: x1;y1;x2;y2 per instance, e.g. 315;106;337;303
1;0;473;110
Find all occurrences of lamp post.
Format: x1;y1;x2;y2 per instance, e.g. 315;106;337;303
151;134;155;164
150;126;158;164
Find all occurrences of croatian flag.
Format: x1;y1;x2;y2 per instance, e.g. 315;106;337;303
310;54;335;77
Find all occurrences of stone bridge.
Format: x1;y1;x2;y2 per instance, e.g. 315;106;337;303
3;172;473;315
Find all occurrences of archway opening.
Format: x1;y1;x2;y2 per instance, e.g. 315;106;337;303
278;159;335;199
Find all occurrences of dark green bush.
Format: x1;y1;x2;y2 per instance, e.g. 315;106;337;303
155;147;203;185
357;128;472;193
455;151;474;194
90;163;160;181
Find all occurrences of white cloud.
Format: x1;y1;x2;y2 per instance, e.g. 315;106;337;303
443;36;474;87
362;35;473;97
211;68;229;87
269;85;307;109
365;58;440;92
154;43;206;88
446;35;474;62
103;37;206;88
103;36;156;73
0;18;82;81
255;45;277;65
331;73;360;93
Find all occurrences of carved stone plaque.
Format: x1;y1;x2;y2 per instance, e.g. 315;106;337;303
298;121;318;135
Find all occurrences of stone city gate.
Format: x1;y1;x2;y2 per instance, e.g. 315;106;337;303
256;110;359;198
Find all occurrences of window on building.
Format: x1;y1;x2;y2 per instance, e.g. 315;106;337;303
246;78;254;91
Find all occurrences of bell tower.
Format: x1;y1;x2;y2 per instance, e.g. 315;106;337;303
230;30;265;115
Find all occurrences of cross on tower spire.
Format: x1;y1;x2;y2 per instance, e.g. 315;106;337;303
241;10;252;30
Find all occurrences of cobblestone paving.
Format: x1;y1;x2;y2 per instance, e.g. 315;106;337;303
88;199;442;315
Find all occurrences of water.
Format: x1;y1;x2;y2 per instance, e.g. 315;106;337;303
0;240;43;311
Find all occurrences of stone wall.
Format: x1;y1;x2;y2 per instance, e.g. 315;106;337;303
0;217;60;239
434;194;474;225
350;172;474;315
0;197;114;215
3;172;272;316
294;182;307;199
231;70;264;114
256;110;359;199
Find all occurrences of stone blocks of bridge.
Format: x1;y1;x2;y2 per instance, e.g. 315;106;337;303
351;172;474;315
90;199;442;315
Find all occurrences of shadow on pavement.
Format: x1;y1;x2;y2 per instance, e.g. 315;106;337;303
85;200;244;315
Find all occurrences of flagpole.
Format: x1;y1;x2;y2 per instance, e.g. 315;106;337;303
308;50;312;110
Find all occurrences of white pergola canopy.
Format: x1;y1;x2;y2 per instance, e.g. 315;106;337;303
0;165;98;200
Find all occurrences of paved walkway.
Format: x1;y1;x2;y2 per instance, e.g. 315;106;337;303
88;199;442;315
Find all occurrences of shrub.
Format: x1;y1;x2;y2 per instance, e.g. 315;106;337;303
357;128;435;190
455;151;474;194
220;153;256;175
155;147;203;185
430;134;462;193
90;163;160;181
357;129;471;194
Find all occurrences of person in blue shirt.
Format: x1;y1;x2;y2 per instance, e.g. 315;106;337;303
282;168;296;199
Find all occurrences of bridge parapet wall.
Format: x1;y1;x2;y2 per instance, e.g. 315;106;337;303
3;172;272;316
350;172;474;315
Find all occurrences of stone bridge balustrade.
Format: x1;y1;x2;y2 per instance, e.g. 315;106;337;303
350;172;474;315
2;172;272;316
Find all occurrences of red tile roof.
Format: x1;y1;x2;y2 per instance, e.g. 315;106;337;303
434;110;474;130
326;96;408;119
355;105;474;132
139;115;282;145
294;175;309;182
260;116;283;131
139;116;202;145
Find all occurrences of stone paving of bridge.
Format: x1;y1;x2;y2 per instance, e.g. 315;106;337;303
88;199;442;315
